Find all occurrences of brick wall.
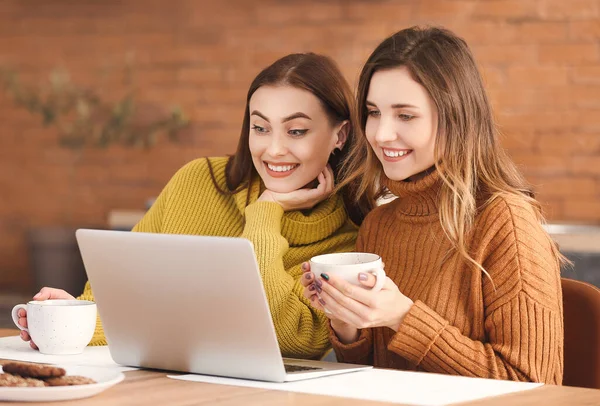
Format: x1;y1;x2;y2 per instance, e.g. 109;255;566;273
0;0;599;292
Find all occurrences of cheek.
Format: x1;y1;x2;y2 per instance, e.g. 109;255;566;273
249;135;266;158
364;120;377;147
296;141;330;166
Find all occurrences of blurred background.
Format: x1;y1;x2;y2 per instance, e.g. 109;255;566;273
0;0;599;324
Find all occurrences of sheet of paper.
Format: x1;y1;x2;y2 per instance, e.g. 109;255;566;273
169;368;543;406
0;336;136;372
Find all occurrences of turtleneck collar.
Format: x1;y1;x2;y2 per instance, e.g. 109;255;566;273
233;175;350;245
382;169;442;216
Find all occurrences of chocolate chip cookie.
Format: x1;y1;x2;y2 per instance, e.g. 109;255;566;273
45;376;97;386
0;373;46;387
2;361;66;379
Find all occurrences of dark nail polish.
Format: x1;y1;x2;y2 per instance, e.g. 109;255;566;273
309;285;316;291
319;298;326;306
315;279;322;288
320;273;329;281
304;273;312;279
301;263;308;270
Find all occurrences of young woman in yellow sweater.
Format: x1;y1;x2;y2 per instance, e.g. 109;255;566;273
302;27;565;383
17;53;365;359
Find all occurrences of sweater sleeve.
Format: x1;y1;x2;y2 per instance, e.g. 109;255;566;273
241;201;334;359
328;220;375;364
77;169;174;346
388;199;563;384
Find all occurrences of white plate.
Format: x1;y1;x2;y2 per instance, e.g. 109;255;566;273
0;365;124;402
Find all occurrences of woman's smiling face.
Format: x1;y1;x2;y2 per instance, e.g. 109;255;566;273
249;85;346;192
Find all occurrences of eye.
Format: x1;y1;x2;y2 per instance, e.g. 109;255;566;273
288;129;308;137
252;125;268;134
399;114;415;121
367;109;380;118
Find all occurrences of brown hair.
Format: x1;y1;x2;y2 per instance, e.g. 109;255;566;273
340;26;568;271
208;52;366;224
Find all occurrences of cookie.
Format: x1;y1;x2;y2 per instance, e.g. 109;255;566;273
45;376;96;386
0;373;46;387
2;361;66;379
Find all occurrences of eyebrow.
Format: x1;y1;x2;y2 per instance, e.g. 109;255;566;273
366;101;419;109
250;111;312;123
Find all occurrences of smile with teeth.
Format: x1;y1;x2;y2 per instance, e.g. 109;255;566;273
383;149;411;158
266;163;299;172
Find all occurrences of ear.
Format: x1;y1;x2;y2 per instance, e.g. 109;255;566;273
334;120;349;150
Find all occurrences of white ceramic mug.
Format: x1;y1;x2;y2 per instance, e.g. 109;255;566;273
11;300;97;355
310;252;386;292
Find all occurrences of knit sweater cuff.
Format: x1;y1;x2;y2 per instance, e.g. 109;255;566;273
388;300;448;366
328;323;372;363
244;201;284;234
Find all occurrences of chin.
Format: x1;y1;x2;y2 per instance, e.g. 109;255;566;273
261;179;303;194
382;167;412;182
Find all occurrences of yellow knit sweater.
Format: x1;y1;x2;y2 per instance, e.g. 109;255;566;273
330;170;564;384
78;157;358;359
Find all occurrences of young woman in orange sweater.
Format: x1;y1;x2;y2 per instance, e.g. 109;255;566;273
302;26;565;384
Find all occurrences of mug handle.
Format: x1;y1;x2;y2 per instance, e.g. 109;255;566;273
11;304;28;332
367;267;386;292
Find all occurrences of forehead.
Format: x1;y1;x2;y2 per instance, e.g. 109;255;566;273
249;85;326;118
367;67;431;107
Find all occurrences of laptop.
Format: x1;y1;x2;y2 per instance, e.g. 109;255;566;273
75;229;372;382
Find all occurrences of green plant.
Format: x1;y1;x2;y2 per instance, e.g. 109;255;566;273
0;61;189;149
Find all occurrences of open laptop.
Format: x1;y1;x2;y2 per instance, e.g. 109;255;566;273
75;229;372;382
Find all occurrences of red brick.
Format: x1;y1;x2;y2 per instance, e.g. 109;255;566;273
254;2;343;24
480;65;506;86
499;130;537;150
538;198;564;221
578;109;600;130
471;0;539;19
511;153;570;176
537;133;600;154
563;199;600;222
415;0;479;24
344;1;414;21
533;176;598;197
472;44;537;65
492;87;581;113
538;0;600;20
183;2;250;27
515;22;569;43
499;112;577;132
571;66;600;84
570;86;600;108
506;66;569;86
455;22;518;45
569;20;600;40
570;156;600;175
539;44;600;64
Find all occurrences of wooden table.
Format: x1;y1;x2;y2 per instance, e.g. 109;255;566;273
1;329;599;405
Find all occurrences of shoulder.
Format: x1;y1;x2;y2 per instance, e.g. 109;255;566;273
356;200;398;242
167;156;229;191
476;193;551;248
476;193;561;309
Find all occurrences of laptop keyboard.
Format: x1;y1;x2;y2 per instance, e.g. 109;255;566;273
284;363;323;373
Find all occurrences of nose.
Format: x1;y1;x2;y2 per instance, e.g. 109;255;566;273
374;115;397;144
265;133;288;156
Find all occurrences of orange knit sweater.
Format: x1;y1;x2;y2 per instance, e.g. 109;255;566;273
331;171;564;384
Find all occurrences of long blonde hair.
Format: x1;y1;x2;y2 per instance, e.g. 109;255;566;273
340;26;568;273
